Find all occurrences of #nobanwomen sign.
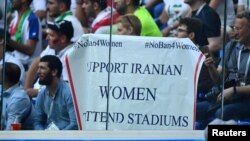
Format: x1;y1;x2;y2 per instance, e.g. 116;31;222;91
66;34;204;130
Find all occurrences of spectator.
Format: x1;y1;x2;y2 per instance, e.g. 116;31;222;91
0;62;33;130
115;0;162;36
26;20;74;98
184;0;221;55
47;0;84;42
0;28;25;84
116;14;142;36
7;0;42;70
25;0;84;90
33;55;78;130
197;11;250;129
81;0;120;34
175;17;214;101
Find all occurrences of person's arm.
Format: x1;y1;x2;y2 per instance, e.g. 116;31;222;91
25;57;40;89
7;39;37;56
207;36;222;52
217;85;250;102
7;15;40;56
204;55;222;84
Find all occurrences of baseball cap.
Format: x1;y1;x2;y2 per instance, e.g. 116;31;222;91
47;20;74;40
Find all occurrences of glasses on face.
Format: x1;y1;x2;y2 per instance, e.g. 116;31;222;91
176;28;188;33
233;26;242;32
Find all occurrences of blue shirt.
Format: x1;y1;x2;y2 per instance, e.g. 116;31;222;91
33;80;78;130
1;84;32;130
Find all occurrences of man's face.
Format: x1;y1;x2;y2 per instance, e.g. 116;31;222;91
175;25;189;38
10;0;22;10
82;0;95;18
115;0;127;15
46;29;61;50
47;0;61;18
38;62;53;85
234;18;250;44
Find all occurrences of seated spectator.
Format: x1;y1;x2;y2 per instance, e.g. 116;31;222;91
33;55;78;130
116;14;142;36
25;20;74;98
0;62;33;130
184;0;221;55
175;17;214;104
196;11;250;129
115;0;162;36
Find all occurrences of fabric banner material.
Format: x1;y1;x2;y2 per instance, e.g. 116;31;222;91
66;34;204;130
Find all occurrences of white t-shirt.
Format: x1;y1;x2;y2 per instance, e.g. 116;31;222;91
164;0;191;26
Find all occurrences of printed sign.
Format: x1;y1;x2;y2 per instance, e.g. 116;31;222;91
66;34;204;130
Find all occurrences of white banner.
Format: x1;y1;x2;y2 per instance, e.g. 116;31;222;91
66;34;204;130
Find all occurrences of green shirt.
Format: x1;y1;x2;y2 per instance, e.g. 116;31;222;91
134;7;162;37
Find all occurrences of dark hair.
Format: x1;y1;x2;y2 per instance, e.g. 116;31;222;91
40;55;63;78
236;11;250;24
47;20;74;41
92;0;107;10
58;0;71;10
179;17;203;43
4;62;21;84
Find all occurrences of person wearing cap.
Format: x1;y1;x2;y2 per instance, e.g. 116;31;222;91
25;20;74;98
33;55;78;130
25;0;84;91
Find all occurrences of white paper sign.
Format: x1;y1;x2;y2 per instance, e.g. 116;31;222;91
66;34;204;130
